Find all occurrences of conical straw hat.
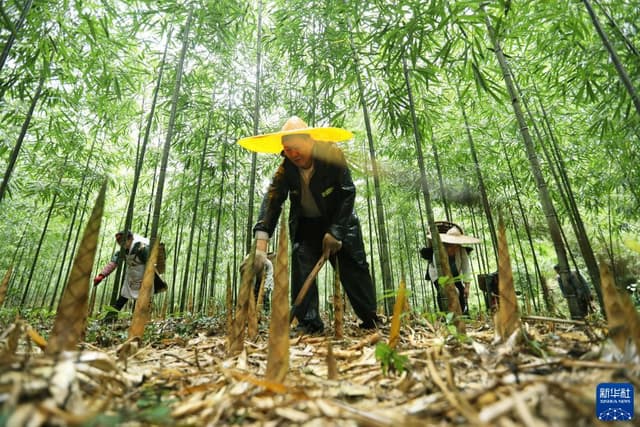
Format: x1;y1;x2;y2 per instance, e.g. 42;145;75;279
238;116;353;153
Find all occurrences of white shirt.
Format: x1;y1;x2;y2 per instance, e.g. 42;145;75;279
428;248;471;283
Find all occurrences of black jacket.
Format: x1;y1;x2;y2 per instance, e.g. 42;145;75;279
253;141;359;243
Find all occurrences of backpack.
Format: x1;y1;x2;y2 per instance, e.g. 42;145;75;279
153;241;168;293
156;242;167;274
134;236;167;274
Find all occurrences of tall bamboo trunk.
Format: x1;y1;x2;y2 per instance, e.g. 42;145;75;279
401;218;417;308
150;8;193;247
210;101;233;302
201;191;216;310
0;0;33;76
122;29;171;243
181;116;211;315
90;232;107;316
187;227;201;313
0;69;45;203
456;87;499;266
362;146;377;294
245;0;263;253
12;250;28;306
394;221;405;281
21;192;57;306
209;147;228;300
484;10;581;318
347;24;392;315
507;203;538;313
232;147;240;304
583;0;640;116
169;187;185;313
384;203;396;287
400;54;461;322
500;137;548;311
173;170;188;313
193;225;204;312
604;196;619;283
144;152;160;236
410;220;428;309
512;72;603;311
592;0;640;56
39;248;63;307
49;137;98;310
468;207;489;274
8;230;26;298
430;131;451;222
22;154;69;305
415;190;428;243
515;85;584;293
536;94;603;309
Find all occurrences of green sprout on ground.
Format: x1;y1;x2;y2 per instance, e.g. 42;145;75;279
422;310;470;343
375;342;409;376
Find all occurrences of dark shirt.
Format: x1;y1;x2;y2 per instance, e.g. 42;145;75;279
557;270;591;299
253;141;358;243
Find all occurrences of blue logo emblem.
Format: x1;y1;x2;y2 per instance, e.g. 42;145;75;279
596;383;634;421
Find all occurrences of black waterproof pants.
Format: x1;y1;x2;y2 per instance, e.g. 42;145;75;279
103;295;130;321
292;217;377;330
113;295;129;311
432;281;468;315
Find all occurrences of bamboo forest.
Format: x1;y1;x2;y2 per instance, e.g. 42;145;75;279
1;0;639;425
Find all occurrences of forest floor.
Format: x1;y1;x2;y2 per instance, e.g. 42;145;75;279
1;311;639;426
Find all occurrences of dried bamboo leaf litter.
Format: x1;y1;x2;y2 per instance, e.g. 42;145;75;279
1;313;637;426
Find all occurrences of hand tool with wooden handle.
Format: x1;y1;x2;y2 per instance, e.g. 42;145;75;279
289;253;328;324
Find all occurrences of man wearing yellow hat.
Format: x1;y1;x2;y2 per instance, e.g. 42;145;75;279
238;116;379;334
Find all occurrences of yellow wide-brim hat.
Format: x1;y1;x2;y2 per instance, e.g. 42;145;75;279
237;116;353;153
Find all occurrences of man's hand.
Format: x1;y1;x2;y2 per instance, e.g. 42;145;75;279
253;249;267;275
239;237;269;275
240;246;268;277
322;233;342;255
93;274;105;287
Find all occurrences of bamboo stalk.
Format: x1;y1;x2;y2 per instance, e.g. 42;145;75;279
521;315;586;325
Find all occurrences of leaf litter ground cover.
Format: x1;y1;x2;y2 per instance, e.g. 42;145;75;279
1;313;638;426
